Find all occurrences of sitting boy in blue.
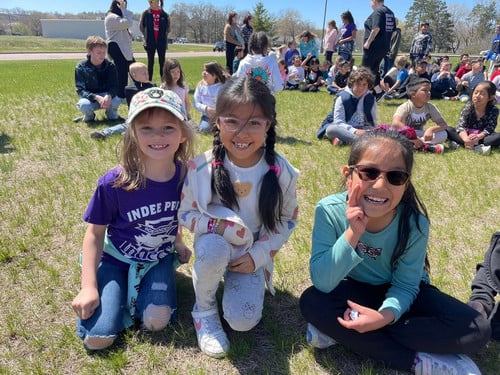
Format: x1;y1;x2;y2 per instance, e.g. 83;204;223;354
317;67;377;144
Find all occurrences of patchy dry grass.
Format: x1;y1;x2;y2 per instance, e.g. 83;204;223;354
0;57;499;374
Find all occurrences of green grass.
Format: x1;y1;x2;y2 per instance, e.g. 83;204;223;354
0;35;213;53
0;57;499;374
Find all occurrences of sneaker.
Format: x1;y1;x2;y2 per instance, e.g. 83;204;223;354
449;141;459;150
422;144;445;154
331;137;344;147
415;352;482;375
306;323;336;349
83;114;96;123
90;130;106;140
473;145;491;155
192;310;229;358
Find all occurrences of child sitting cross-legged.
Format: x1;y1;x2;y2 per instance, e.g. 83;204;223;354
391;77;448;154
327;60;351;95
316;67;377;144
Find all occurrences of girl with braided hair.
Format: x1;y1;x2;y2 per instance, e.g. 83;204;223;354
178;76;299;358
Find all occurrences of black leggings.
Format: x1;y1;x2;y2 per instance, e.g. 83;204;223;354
300;279;490;371
145;44;167;81
446;126;500;148
107;42;134;99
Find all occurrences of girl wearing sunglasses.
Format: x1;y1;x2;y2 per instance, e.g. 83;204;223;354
300;130;489;374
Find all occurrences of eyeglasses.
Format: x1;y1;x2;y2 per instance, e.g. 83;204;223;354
349;165;410;186
218;116;269;134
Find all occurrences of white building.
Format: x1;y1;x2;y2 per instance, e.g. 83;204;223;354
40;19;141;40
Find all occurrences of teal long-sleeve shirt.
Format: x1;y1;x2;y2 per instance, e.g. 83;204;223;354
309;191;430;322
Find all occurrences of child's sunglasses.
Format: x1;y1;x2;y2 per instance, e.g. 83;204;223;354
349;165;410;186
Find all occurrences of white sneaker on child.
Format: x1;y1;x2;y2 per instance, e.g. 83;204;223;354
473;145;491;156
415;352;482;375
306;323;336;349
192;309;229;358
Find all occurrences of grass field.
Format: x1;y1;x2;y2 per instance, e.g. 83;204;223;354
0;54;499;374
0;35;213;54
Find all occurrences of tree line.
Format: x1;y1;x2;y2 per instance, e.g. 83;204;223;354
1;0;499;56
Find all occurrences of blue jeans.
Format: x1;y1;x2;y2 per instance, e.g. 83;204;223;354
198;114;214;133
101;123;128;137
77;93;121;121
77;254;177;341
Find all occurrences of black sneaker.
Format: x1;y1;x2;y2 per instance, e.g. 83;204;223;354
90;131;106;140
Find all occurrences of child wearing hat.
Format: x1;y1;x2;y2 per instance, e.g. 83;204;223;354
71;87;196;351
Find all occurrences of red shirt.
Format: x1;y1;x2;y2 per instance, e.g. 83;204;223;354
456;65;471;79
490;69;500;81
152;9;161;40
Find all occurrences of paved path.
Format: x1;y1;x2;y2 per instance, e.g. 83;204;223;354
0;51;223;61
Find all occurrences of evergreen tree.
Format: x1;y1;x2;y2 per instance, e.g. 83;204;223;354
252;2;274;33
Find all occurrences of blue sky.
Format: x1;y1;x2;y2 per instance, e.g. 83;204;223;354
3;0;477;29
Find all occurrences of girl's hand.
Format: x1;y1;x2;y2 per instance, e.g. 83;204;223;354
71;287;100;320
175;242;192;264
346;183;368;236
206;107;215;116
423;129;434;141
228;253;255;274
337;300;394;333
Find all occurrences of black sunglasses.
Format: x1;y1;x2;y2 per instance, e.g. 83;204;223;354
349;165;410;186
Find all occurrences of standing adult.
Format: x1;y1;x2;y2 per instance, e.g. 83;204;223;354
361;0;395;93
381;27;401;78
337;11;357;62
409;22;433;65
485;25;500;78
140;0;171;81
105;0;135;100
324;20;338;64
241;14;254;56
224;11;243;74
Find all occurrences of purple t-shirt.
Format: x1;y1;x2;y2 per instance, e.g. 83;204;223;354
340;23;356;39
83;164;183;262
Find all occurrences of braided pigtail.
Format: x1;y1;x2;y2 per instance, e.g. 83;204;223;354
211;127;239;210
259;119;283;232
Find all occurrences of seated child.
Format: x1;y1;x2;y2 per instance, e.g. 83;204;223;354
327;60;350;95
380;55;409;100
285;55;305;90
446;81;500;155
319;60;331;86
234;31;283;94
430;60;459;99
232;46;244;75
392;77;448;153
316;67;377;143
90;62;155;139
278;59;288;89
284;40;301;67
468;232;500;340
457;59;485;101
301;57;323;92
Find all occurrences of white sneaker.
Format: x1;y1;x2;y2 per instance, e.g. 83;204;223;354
415;352;482;375
192;309;229;358
473;145;491;155
306;323;336;349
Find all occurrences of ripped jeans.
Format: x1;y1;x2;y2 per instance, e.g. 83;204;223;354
77;254;177;343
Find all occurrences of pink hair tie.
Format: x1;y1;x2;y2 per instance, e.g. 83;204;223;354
269;165;281;175
211;160;224;168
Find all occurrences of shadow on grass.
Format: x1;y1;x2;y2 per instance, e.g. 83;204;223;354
0;132;15;153
277;135;313;146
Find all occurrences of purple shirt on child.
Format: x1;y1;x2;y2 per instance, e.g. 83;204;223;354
83;164;182;262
